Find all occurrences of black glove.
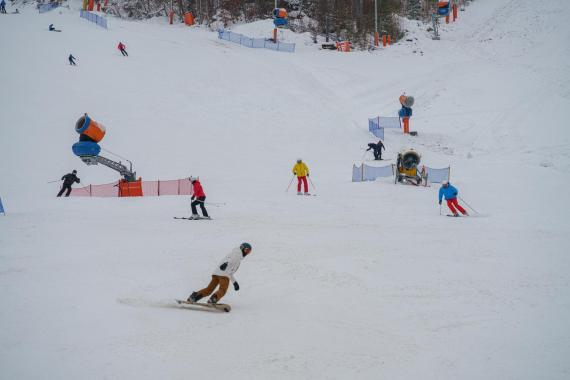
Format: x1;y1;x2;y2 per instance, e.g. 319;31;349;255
233;281;239;291
191;196;195;201
307;173;310;176
219;262;228;271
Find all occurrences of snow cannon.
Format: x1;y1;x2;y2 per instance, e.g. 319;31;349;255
273;8;288;28
396;149;425;186
71;114;138;182
72;114;106;158
437;1;450;16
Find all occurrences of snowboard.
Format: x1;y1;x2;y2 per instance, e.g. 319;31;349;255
174;216;212;220
175;299;231;312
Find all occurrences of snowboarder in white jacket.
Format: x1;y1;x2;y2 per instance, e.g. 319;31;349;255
187;243;252;304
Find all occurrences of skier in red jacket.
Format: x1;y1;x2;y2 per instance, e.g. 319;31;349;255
117;42;128;56
189;176;209;220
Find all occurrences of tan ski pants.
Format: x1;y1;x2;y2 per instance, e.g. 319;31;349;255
197;275;230;300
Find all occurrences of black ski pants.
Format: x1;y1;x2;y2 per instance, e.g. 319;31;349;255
120;49;128;56
373;149;382;160
57;184;72;197
191;197;208;217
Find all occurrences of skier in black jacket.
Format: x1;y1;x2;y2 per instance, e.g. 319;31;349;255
366;140;385;160
57;170;80;197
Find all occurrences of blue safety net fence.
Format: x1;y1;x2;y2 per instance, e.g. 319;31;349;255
39;3;59;13
80;10;108;29
368;116;401;139
218;30;295;53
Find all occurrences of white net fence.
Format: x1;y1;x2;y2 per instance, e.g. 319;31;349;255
218;30;295;53
353;164;450;184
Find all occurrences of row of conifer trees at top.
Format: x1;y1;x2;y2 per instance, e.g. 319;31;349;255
106;0;441;49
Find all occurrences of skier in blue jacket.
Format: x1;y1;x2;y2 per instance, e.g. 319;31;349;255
438;181;468;216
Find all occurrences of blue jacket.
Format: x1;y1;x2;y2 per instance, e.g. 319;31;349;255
439;184;458;202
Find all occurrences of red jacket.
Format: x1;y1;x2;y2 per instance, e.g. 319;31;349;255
118;43;125;50
192;180;206;198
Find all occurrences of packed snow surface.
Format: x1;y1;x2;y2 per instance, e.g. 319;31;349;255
1;0;569;378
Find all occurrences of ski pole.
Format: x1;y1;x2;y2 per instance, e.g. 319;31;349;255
47;179;62;184
439;203;442;216
285;175;295;192
205;202;226;207
308;176;316;191
360;150;368;162
458;196;479;215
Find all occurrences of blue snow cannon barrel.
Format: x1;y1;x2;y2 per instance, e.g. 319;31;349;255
437;1;450;16
273;17;288;27
72;141;101;157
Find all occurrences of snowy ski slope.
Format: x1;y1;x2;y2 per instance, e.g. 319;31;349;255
1;0;569;378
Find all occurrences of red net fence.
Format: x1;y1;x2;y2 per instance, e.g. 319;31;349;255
69;179;193;197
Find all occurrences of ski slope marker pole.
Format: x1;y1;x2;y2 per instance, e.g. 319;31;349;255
458;196;479;215
285;176;295;192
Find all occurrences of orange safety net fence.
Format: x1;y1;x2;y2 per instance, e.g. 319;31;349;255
69;178;193;197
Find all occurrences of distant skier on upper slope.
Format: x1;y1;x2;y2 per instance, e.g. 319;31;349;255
117;42;128;56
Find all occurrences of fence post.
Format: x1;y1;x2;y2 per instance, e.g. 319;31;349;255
361;164;364;181
157;180;160;196
178;179;180;195
89;184;92;196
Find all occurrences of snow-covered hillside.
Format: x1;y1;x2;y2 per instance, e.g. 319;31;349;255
1;0;569;378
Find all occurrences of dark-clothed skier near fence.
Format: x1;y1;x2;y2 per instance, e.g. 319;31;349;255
189;176;209;219
57;170;80;197
68;54;77;65
366;140;385;160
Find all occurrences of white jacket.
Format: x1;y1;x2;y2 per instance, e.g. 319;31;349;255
212;247;244;284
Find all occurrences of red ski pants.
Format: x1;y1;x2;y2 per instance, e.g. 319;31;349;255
297;176;308;193
447;198;467;215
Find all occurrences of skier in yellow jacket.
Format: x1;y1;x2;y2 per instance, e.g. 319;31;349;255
292;158;310;195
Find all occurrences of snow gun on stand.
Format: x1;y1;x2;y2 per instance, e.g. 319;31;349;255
71;114;143;196
395;148;426;186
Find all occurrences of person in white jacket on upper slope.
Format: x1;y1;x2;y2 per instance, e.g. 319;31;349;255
187;243;252;304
